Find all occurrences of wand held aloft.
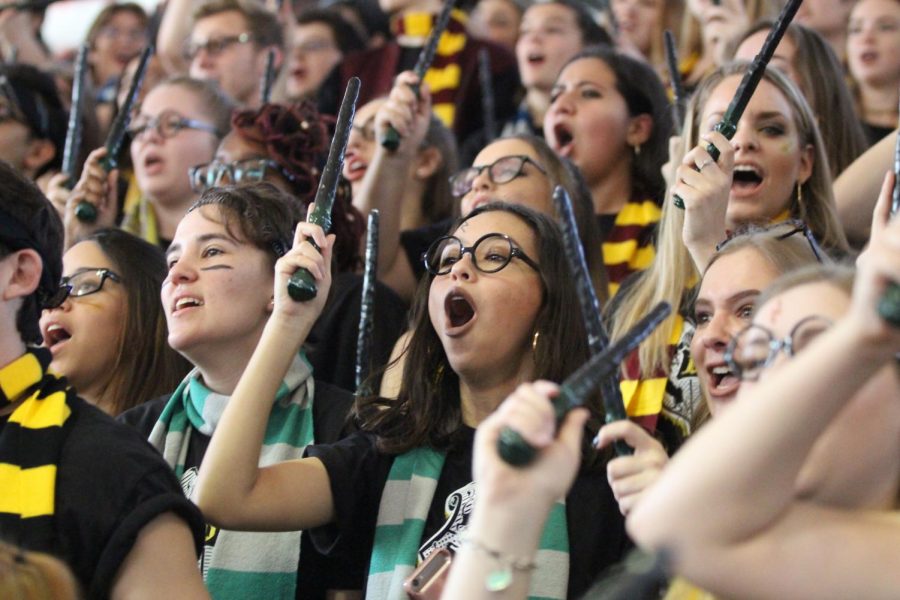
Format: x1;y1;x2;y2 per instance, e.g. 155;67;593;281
287;77;361;301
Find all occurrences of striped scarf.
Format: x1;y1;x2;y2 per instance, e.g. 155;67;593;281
391;10;467;128
603;198;661;297
121;190;160;247
147;353;315;600
367;446;569;600
0;348;73;549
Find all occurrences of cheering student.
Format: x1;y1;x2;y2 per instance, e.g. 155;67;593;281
119;183;358;600
608;63;848;445
39;229;190;416
195;204;629;599
0;161;207;599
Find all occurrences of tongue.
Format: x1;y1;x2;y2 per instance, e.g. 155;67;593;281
448;297;474;327
718;374;739;389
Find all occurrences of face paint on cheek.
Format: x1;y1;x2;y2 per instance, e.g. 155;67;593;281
780;140;796;154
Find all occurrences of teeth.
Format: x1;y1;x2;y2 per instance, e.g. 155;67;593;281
734;165;760;175
47;324;63;332
175;298;203;310
711;366;731;376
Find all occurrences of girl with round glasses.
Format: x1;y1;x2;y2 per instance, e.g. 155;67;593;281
60;77;233;250
39;228;190;416
194;203;629;599
630;203;900;598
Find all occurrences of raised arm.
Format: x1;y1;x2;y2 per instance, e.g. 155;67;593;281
628;188;900;596
195;220;337;531
355;71;433;302
834;128;897;247
155;0;194;76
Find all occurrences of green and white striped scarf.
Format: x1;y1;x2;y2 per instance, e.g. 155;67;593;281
367;445;570;600
148;353;315;600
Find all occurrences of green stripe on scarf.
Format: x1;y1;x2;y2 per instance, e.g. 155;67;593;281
148;352;315;600
368;445;569;600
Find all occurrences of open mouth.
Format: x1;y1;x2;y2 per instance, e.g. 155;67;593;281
526;51;545;66
553;123;574;155
44;323;71;349
732;165;763;192
707;364;740;396
445;292;476;330
859;50;878;64
172;296;204;315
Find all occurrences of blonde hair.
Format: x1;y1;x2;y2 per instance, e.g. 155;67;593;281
609;63;848;378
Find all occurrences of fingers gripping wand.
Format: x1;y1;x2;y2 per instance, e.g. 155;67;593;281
259;49;276;105
876;111;900;326
672;0;803;209
61;43;89;190
380;0;457;151
498;302;672;467
287;77;361;301
355;209;379;395
663;30;686;133
75;44;154;223
478;48;497;142
552;186;632;457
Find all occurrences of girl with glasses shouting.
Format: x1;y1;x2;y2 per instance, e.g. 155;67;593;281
630;191;900;599
39;228;190;416
195;203;630;599
59;77;233;251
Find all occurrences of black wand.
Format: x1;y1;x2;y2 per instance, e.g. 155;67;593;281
498;302;672;467
287;77;361;301
663;30;686;133
61;43;89;190
76;45;153;223
355;210;379;395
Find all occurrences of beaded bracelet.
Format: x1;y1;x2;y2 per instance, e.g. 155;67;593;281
459;531;537;592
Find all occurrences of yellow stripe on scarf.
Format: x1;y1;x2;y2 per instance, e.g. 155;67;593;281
9;390;71;429
0;352;42;401
432;104;456;127
602;241;655;269
424;63;462;93
0;463;57;517
620;315;686;417
615;200;662;225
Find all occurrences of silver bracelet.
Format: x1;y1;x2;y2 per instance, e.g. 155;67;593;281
459;531;537;592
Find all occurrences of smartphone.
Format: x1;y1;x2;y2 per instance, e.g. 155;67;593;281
403;548;452;600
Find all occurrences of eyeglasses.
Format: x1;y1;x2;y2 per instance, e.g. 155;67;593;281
189;158;294;193
44;268;122;309
724;315;832;381
423;233;540;276
716;219;825;263
127;110;219;140
448;155;547;198
183;32;254;60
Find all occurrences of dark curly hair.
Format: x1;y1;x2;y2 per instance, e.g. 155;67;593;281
231;101;364;273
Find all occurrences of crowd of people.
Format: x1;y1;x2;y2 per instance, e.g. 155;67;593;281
0;0;898;598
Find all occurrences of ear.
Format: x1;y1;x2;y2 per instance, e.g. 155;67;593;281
625;113;653;148
413;146;442;180
797;143;814;186
0;249;43;303
22;139;56;175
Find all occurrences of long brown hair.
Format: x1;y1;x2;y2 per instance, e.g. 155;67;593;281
357;203;600;462
88;229;191;414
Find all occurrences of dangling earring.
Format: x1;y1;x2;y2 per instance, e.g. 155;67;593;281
796;181;803;208
532;331;540;354
633;144;641;157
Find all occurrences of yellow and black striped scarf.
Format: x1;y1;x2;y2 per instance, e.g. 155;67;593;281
0;348;73;548
391;10;468;128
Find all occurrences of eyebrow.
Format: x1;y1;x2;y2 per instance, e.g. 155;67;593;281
696;289;761;307
64;266;107;277
165;232;239;258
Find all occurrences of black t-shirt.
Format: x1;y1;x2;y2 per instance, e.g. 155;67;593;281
119;379;358;600
1;396;204;600
861;121;894;147
306;428;630;598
